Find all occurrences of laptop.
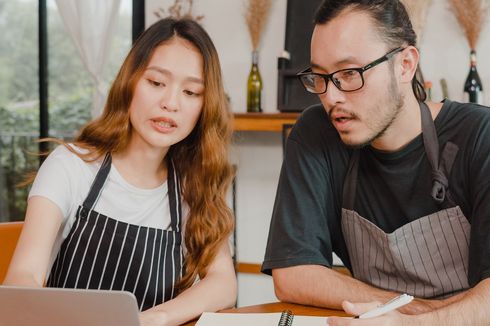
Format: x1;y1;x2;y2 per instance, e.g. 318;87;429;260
0;286;141;326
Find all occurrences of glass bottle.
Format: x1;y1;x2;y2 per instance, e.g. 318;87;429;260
247;50;263;112
464;50;484;105
424;81;432;101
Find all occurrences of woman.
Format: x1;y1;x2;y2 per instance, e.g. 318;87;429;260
4;17;236;326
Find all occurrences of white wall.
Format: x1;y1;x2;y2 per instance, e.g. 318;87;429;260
146;0;287;114
145;0;490;307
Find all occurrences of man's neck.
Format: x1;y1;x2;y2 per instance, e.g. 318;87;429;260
370;95;424;152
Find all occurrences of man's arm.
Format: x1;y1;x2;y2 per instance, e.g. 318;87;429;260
272;265;462;315
412;278;490;325
326;278;490;325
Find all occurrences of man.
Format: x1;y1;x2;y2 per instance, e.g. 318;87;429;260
262;0;490;324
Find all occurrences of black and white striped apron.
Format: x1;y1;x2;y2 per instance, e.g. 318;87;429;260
46;154;184;311
341;102;470;298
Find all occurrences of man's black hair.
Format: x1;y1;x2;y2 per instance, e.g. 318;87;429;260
315;0;426;101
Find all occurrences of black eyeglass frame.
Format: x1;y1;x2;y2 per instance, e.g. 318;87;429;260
297;47;405;94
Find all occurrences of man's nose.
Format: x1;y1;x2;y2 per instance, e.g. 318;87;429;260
321;79;346;108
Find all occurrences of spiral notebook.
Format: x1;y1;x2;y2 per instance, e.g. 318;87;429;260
196;310;327;326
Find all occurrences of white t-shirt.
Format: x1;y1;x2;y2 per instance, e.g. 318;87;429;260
29;145;188;270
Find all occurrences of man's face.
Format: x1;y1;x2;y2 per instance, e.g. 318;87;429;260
311;9;404;148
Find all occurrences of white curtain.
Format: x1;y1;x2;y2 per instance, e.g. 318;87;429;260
55;0;122;118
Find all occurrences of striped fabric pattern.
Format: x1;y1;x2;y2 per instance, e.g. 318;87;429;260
47;155;183;311
47;208;183;310
341;206;470;298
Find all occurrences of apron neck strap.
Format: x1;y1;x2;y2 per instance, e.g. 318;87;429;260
167;159;182;232
83;153;112;210
342;102;453;209
420;102;449;204
82;153;183;232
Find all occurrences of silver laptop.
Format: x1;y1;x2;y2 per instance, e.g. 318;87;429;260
0;286;141;326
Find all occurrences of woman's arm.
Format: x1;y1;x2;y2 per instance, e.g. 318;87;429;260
3;196;63;287
140;240;237;326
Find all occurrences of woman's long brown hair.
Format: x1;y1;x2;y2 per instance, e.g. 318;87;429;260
41;18;234;292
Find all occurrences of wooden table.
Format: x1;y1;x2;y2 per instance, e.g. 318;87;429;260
182;302;349;325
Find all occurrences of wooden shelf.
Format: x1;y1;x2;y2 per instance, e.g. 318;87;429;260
233;112;300;132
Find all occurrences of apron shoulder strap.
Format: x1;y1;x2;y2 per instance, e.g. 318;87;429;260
420;102;458;206
82;153;112;210
167;159;183;232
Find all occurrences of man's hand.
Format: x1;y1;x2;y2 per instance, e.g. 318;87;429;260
326;300;407;326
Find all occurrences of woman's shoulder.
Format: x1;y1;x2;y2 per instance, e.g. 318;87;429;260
45;143;98;170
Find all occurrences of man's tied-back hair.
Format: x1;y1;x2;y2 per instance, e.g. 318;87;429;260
314;0;426;102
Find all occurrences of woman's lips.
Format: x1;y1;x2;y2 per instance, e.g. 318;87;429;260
150;117;177;133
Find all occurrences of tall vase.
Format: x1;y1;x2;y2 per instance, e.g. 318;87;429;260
247;50;263;112
464;50;484;105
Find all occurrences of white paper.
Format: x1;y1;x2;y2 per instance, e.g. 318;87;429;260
196;312;328;326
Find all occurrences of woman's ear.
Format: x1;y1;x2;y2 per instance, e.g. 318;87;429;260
398;46;419;84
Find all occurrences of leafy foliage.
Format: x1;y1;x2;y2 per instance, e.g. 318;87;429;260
0;0;131;221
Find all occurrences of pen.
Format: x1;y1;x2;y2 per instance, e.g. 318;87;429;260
355;293;414;319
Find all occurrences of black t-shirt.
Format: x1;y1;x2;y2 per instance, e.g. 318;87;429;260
262;100;490;287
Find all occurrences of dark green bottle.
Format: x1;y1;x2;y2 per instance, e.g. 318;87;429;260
464;50;484;105
247;50;263;112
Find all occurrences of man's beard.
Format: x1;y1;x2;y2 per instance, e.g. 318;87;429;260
345;75;404;149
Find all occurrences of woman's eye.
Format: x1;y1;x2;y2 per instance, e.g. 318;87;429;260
148;79;164;87
184;90;200;96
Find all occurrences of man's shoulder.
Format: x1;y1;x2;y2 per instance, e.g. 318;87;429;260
297;103;328;125
291;104;339;140
442;100;490;120
438;100;490;134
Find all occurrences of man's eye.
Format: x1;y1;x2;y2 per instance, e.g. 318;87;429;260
339;70;357;78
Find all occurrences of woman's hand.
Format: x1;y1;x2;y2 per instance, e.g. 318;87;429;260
139;310;169;326
326;300;407;326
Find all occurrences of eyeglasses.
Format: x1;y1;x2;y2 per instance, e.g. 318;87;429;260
297;47;405;94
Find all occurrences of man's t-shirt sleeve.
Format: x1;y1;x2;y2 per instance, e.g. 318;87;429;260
262;107;347;275
465;107;490;286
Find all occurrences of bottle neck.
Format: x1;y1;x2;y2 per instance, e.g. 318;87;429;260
252;50;259;65
470;50;477;67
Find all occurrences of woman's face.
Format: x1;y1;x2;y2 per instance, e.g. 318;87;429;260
128;36;204;152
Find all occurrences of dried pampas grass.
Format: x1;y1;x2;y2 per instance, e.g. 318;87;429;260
245;0;273;50
448;0;489;50
154;0;204;22
401;0;433;41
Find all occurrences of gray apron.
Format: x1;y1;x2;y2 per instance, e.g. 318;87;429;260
47;154;184;311
341;102;470;298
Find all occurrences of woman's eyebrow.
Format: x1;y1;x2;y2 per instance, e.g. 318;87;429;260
146;66;204;84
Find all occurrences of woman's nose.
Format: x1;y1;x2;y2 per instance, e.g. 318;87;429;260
160;87;179;112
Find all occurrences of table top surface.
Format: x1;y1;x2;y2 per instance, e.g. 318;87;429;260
182;302;349;325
